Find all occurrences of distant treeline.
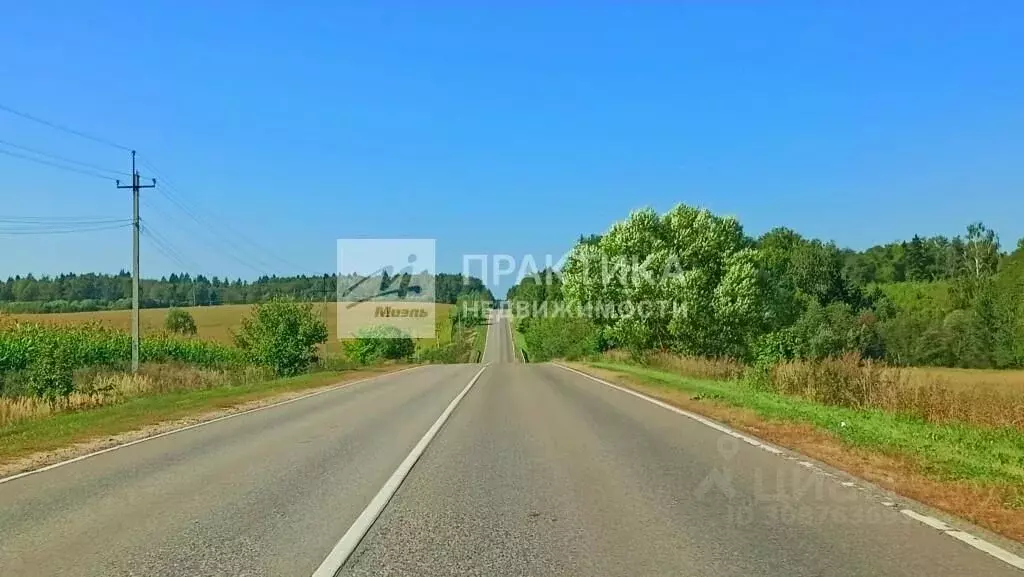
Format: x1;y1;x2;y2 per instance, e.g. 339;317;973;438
0;272;493;313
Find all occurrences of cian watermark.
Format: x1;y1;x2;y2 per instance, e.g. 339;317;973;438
336;238;437;339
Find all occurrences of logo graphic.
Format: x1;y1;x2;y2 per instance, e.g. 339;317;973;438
336;239;436;339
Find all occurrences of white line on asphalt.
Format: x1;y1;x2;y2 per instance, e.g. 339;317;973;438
947;531;1024;571
0;365;426;486
555;363;1024;572
481;312;493;362
554;363;783;455
901;509;952;531
506;314;518;363
311;364;489;577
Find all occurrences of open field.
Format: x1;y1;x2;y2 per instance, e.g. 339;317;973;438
895;365;1024;395
7;303;455;354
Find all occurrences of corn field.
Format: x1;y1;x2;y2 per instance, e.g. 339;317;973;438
0;318;243;399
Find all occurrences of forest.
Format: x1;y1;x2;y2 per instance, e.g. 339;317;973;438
0;271;493;313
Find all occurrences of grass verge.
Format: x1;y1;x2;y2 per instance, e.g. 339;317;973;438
574;360;1024;543
511;320;529;363
471;325;487;363
0;366;404;469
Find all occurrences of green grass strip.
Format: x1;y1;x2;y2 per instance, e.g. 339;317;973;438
588;361;1024;488
0;368;395;464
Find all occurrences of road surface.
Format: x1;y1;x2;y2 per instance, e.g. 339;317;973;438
0;311;1019;576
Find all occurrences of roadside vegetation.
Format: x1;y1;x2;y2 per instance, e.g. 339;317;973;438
414;295;490;363
509;205;1024;370
8;302;458;355
0;297;422;441
507;203;1024;541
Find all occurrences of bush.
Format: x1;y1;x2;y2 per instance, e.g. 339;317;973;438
234;299;329;376
164;308;198;336
520;316;601;361
343;325;415;364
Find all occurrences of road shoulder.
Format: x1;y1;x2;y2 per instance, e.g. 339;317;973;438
560;361;1024;563
0;365;418;480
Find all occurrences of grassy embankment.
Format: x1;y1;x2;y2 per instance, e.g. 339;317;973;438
573;352;1024;542
0;365;402;466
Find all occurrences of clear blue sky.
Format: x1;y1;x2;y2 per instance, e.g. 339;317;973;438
1;2;1022;296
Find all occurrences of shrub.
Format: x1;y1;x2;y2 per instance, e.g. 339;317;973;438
233;299;329;376
164;308;198;336
343;325;415;364
520;316;601;361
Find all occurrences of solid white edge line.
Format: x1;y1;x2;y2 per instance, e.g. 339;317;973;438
506;313;518;363
552;363;783;455
0;365;426;486
947;531;1024;571
555;362;1024;572
311;364;489;577
481;317;490;362
900;509;952;531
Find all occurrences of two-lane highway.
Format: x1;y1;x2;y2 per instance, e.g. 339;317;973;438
1;311;1020;576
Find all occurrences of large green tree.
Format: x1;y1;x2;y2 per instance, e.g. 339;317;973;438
561;204;763;357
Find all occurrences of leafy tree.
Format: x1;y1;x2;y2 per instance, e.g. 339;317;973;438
562;204;762;358
164;308;198;336
233;298;328;375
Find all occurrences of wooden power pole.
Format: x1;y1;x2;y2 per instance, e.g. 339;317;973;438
116;151;156;372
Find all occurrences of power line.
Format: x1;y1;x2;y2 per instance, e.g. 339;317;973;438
0;222;130;235
0;138;129;178
0;215;128;224
141;221;202;272
0;102;131;151
0;147;115;180
140;194;275;275
142;226;198;273
137;156;322;274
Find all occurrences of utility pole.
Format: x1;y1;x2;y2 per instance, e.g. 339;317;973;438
116;150;156;372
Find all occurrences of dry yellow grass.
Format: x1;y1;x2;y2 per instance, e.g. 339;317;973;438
0;364;272;428
602;350;746;381
601;350;1024;430
10;302;454;354
770;356;1024;429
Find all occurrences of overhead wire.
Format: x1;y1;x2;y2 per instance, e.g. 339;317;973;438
0;147;116;181
141;223;200;273
0;103;317;279
0;138;129;178
137;156;322;275
0;215;128;224
0;222;131;235
0;102;131;151
140;194;272;275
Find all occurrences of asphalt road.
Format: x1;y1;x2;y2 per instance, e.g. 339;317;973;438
1;311;1019;576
